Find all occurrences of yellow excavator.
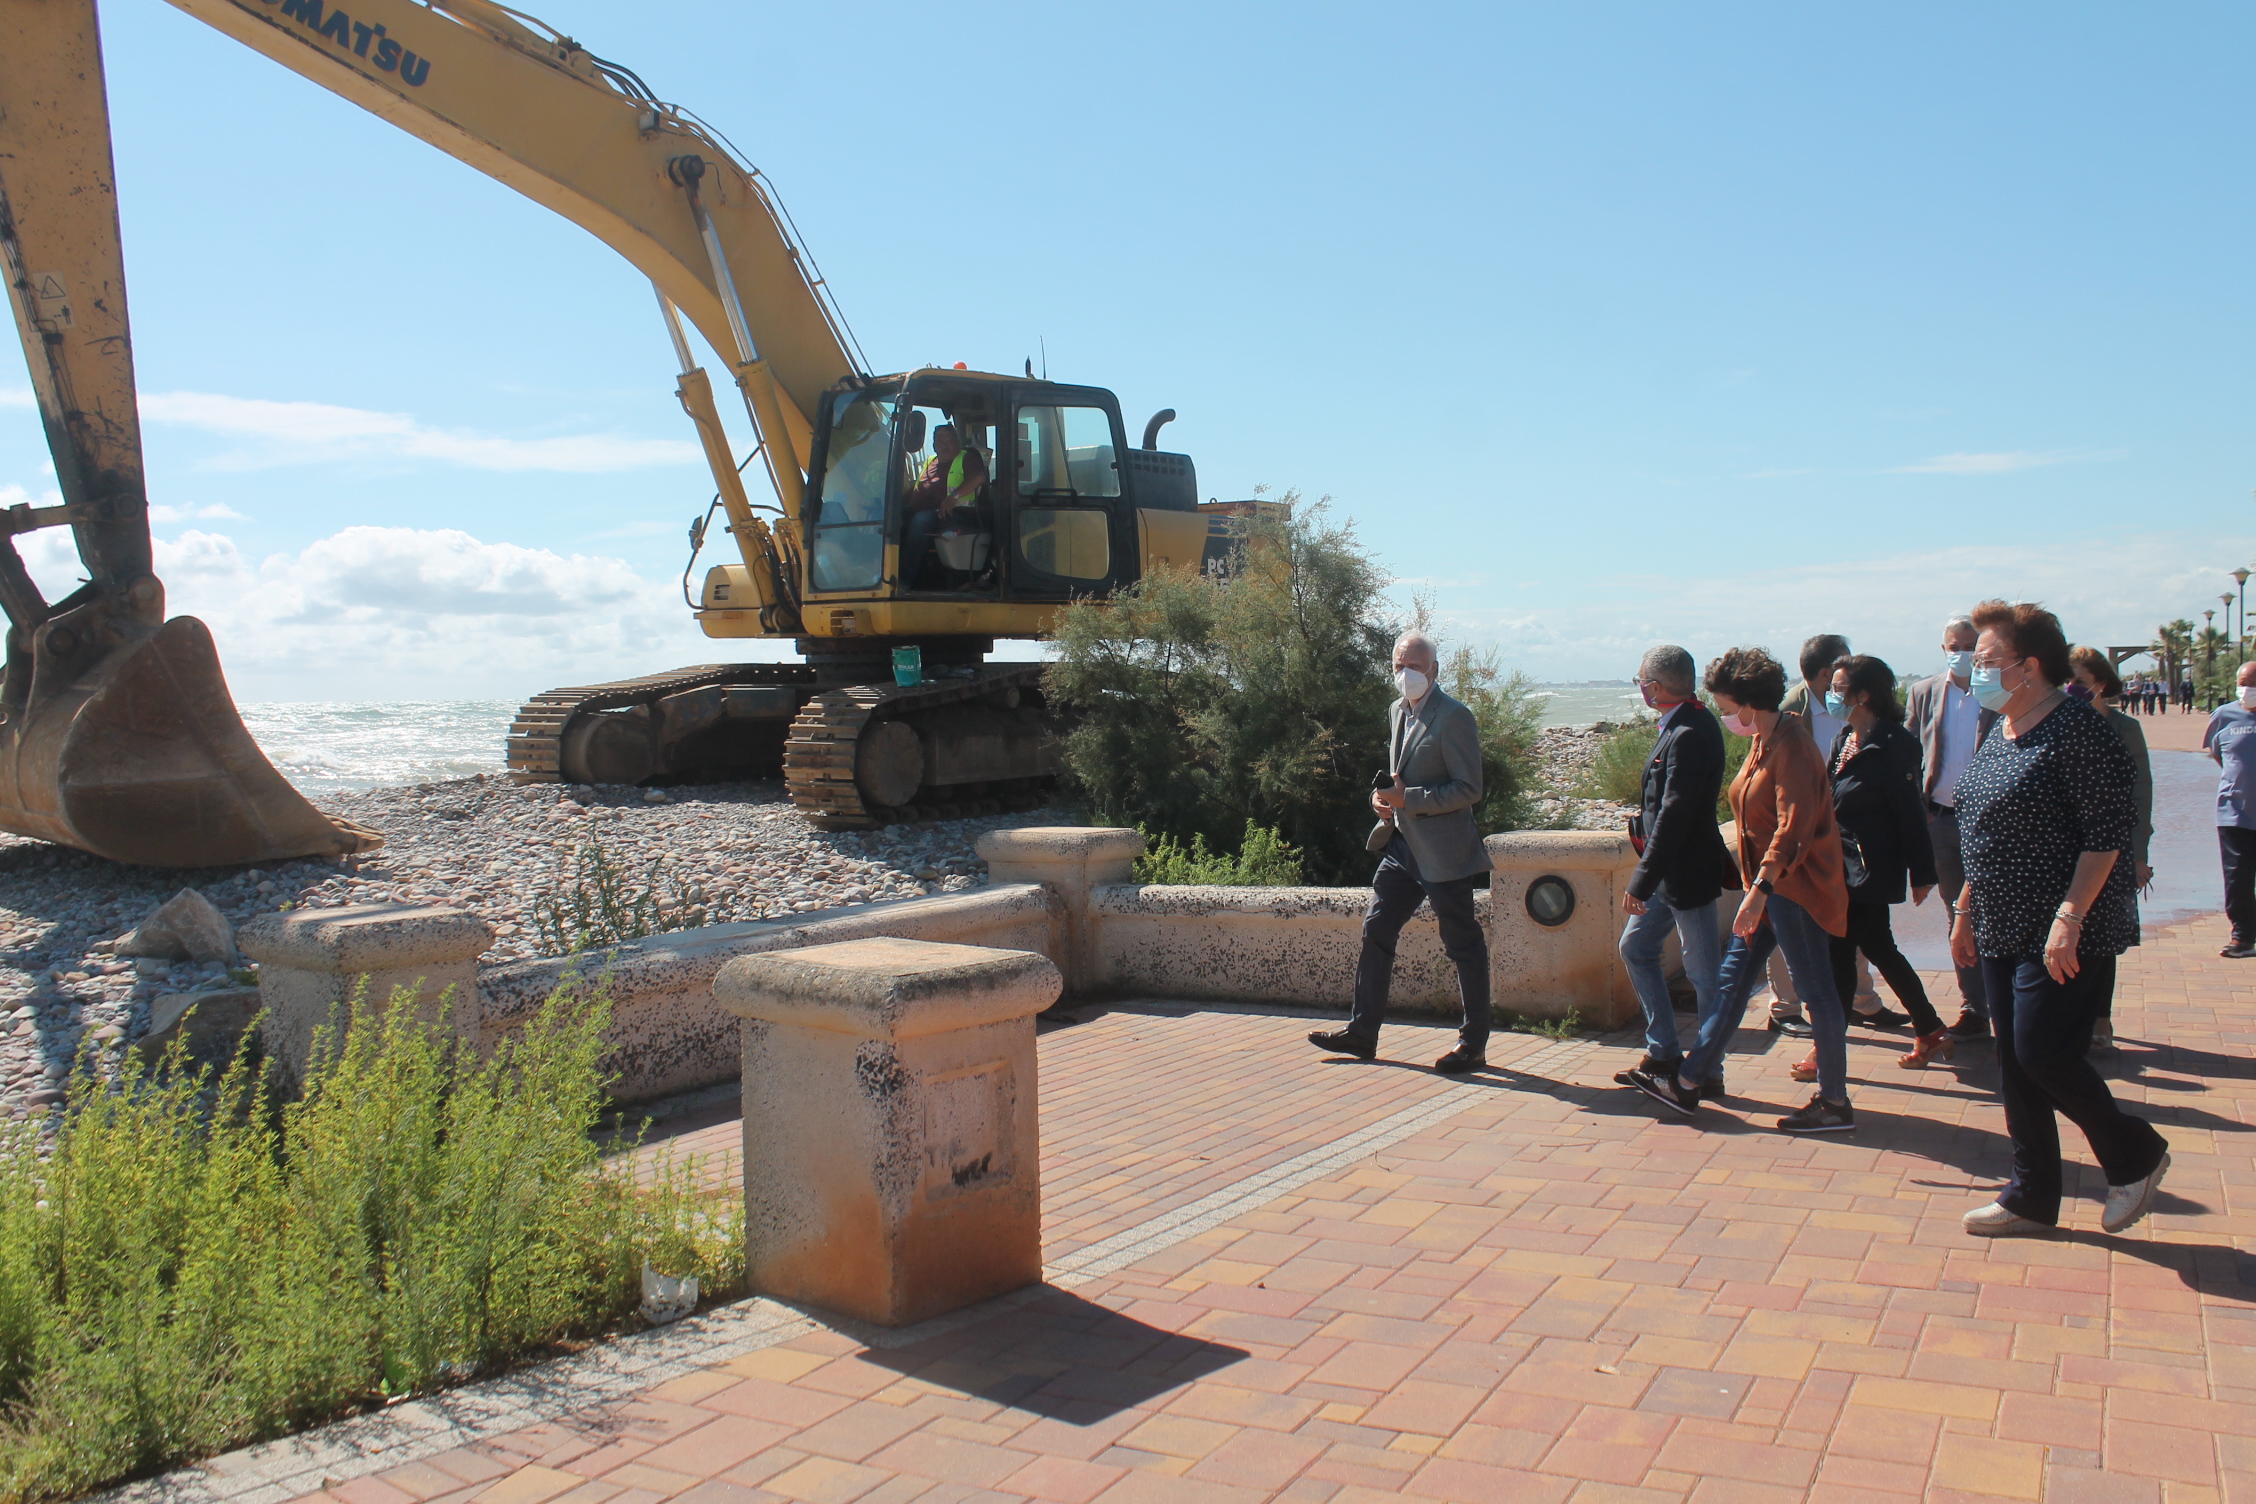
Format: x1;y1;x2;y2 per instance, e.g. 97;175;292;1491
0;0;1239;864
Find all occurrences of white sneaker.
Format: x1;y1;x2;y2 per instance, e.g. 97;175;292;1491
1962;1203;2055;1238
2102;1153;2170;1234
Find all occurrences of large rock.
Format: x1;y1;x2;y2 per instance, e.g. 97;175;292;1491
118;889;236;963
135;986;261;1064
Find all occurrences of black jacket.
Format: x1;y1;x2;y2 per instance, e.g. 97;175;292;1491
1827;719;1939;905
1626;700;1737;909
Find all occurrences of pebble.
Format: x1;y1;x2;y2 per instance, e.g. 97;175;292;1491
0;774;1067;1122
1526;723;1641;832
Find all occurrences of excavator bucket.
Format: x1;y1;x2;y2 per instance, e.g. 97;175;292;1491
0;0;378;868
0;614;379;868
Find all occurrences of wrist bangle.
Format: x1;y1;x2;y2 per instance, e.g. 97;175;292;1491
2055;908;2085;926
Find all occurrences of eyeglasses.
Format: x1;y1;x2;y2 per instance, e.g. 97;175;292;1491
1971;655;2020;671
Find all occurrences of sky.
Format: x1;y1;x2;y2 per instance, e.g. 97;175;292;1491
3;0;2253;702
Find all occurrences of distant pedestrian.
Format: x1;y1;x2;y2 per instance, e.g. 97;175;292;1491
1952;600;2168;1237
1905;614;1996;1038
1821;654;1951;1070
2182;672;2196;712
2069;647;2153;1056
1614;645;1735;1097
2147;677;2163;716
1628;646;1856;1133
1310;631;1494;1071
2202;660;2256;960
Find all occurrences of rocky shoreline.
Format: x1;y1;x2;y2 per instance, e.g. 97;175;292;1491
1526;721;1640;832
0;778;1063;1122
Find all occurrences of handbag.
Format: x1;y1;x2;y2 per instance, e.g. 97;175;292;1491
1839;827;1870;889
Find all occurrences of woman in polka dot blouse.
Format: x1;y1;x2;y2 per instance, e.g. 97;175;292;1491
1949;600;2170;1239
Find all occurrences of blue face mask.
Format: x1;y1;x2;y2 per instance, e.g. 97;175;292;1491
1823;691;1848;718
1970;664;2015;712
1944;650;1974;679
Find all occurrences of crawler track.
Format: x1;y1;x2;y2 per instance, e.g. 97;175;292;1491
505;662;816;783
782;662;1054;829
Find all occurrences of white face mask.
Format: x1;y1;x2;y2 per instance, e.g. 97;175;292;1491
1943;649;1974;679
2240;685;2256;710
1395;667;1431;702
1722;710;1755;737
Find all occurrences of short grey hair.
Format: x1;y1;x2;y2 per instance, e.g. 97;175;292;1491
1638;644;1696;697
1944;614;1977;641
1394;630;1439;664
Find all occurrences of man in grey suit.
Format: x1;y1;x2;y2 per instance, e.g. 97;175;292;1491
1309;630;1493;1073
1904;612;1998;1037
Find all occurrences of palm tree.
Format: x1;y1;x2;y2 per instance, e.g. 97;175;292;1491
2151;619;2195;686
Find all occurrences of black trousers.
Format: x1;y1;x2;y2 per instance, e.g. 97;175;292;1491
1829;900;1943;1036
1350;836;1490;1050
1981;953;2167;1226
2223;827;2256;945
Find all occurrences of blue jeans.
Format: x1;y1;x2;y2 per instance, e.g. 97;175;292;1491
1619;895;1722;1067
1682;891;1849;1102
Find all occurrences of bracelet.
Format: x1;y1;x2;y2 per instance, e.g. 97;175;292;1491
2055;908;2085;927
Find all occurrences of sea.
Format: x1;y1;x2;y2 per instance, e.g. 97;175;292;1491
237;684;1649;800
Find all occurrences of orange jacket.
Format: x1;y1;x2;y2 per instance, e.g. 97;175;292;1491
1728;712;1849;937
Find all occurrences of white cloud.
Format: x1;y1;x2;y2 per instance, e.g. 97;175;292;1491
1891;448;2126;475
159;523;780;700
138;391;700;473
1416;530;2256;685
0;389;32;408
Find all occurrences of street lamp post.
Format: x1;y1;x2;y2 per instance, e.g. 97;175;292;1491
2237;569;2251;666
2206;609;2216;672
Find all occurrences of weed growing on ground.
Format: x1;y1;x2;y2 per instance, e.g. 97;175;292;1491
1134;821;1305;885
532;840;698;954
0;986;738;1503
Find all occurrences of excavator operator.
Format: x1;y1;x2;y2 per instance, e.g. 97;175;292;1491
903;424;987;587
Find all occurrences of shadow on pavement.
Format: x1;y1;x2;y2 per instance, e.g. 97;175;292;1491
849;1285;1249;1423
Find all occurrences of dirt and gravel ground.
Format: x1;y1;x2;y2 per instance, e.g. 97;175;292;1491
1525;721;1640;832
0;778;1064;1120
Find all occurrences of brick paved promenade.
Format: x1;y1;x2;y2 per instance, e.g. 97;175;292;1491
185;914;2252;1504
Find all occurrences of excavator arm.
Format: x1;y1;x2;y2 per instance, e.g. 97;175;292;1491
0;0;858;864
164;0;862;518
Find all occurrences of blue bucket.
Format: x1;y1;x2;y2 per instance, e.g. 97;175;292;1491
891;646;922;687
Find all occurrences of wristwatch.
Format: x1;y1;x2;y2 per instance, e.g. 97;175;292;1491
1756;878;1774;895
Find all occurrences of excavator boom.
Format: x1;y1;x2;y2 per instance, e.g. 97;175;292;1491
0;0;378;866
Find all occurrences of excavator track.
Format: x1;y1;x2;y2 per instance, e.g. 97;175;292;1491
506;662;816;783
783;663;1056;829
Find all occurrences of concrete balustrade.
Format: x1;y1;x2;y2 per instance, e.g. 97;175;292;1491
245;824;1647;1102
714;937;1057;1326
1486;830;1642;1030
239;903;497;1088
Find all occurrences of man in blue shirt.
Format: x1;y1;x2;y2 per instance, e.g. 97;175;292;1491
2202;660;2256;958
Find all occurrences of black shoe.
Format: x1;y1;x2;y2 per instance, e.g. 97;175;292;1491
1778;1094;1856;1134
2223;940;2256;960
1308;1029;1376;1061
1853;1006;1910;1029
1946;1011;1991;1040
1626;1068;1698;1117
1698;1077;1726;1101
1771;1014;1813;1038
1434;1046;1486;1075
1613;1052;1683;1086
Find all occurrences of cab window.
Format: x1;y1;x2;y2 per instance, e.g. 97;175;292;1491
1015;405;1119;498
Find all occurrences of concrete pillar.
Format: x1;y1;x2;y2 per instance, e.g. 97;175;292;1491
239;903;496;1088
973;826;1141;995
1485;831;1642;1029
714;936;1059;1327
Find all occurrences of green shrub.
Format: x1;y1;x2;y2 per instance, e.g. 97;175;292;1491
1443;645;1549;833
1135;821;1305;885
1577;704;1750;822
1048;499;1546;883
0;987;739;1502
